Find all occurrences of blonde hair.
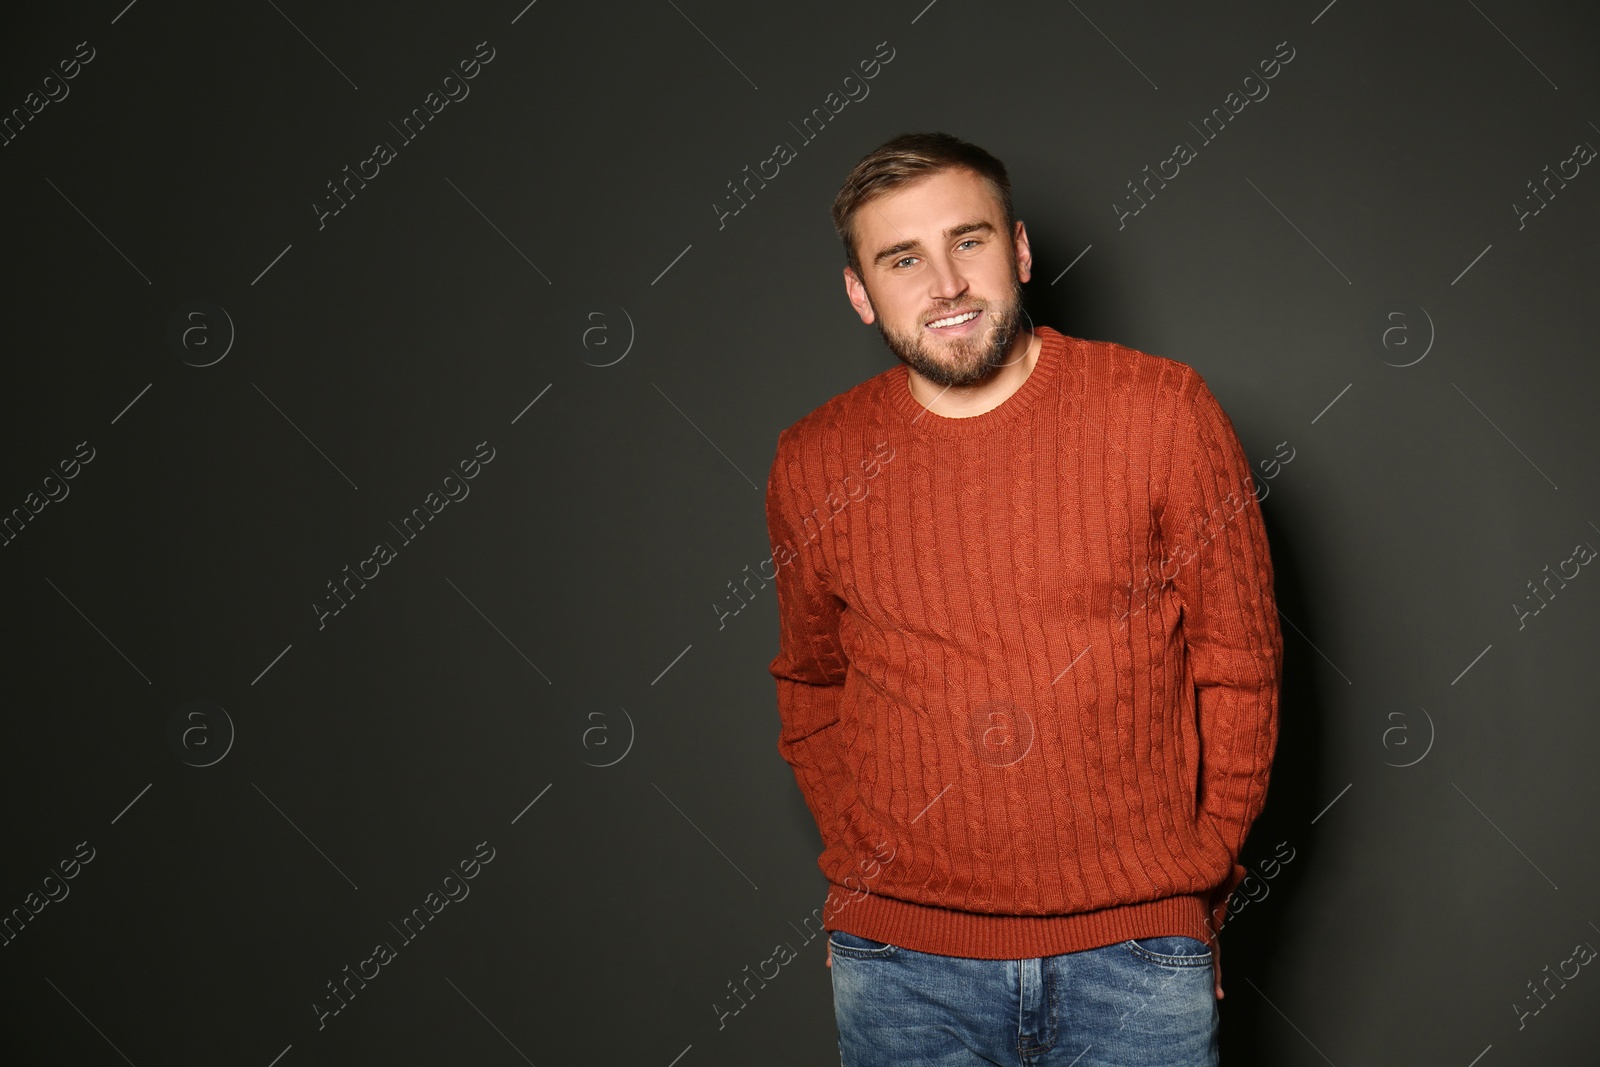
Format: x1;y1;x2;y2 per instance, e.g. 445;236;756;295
831;132;1014;276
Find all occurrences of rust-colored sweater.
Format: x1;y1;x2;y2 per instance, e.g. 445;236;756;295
764;325;1282;959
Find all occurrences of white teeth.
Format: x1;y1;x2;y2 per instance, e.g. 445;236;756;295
928;310;978;329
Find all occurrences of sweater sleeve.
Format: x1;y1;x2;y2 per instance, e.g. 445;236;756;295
765;432;858;858
1161;373;1283;882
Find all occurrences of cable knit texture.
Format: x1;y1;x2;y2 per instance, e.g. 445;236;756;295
765;325;1282;960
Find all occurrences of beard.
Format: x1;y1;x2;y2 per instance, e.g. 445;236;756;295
873;270;1028;389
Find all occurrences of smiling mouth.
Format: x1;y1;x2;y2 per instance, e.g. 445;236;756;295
926;309;980;330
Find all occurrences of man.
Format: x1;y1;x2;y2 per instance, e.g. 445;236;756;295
764;131;1282;1066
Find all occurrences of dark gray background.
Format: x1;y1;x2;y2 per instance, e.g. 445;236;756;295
2;0;1597;1063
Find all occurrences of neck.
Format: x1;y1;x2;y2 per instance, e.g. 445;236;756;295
906;329;1041;419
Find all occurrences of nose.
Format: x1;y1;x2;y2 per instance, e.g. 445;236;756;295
926;252;969;302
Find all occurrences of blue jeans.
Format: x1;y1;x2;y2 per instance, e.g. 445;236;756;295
829;931;1219;1066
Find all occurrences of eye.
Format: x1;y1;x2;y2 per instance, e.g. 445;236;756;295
956;238;982;251
892;256;918;269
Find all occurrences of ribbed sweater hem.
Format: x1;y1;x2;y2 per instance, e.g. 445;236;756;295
822;884;1214;960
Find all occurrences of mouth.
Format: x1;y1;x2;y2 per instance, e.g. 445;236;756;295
925;308;981;332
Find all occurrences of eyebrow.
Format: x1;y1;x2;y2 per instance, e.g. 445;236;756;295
870;220;996;268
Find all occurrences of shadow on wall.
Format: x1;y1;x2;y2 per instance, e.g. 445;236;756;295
1214;507;1325;1066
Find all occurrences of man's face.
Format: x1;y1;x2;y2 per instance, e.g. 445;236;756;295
843;166;1032;388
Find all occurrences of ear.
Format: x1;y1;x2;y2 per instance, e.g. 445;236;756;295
1012;220;1034;285
843;267;876;325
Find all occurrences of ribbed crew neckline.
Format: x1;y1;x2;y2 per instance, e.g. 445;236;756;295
886;325;1067;439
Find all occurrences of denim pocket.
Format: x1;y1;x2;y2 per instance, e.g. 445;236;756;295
828;929;899;959
1123;935;1214;968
